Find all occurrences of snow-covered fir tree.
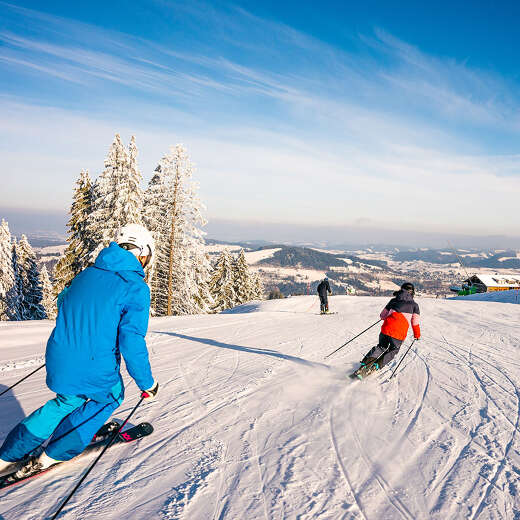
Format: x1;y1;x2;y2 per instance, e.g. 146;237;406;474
54;170;94;297
182;181;213;314
126;136;143;224
16;235;46;320
40;266;56;319
192;251;214;314
0;219;20;320
142;168;164;301
233;249;253;305
12;240;25;319
89;134;142;250
250;272;265;300
143;145;211;316
209;249;237;312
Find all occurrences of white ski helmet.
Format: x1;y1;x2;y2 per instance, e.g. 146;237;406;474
116;224;155;262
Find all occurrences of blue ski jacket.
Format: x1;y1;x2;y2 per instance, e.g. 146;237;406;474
45;242;154;399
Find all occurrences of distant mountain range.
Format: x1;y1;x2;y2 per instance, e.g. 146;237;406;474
256;245;387;270
394;249;520;269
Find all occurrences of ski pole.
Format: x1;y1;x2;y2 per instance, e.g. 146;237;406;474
390;339;416;379
324;320;380;359
51;396;145;520
0;364;45;397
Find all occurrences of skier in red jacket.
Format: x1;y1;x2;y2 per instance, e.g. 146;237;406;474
360;282;420;371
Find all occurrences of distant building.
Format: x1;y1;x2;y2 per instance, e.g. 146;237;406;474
461;274;520;294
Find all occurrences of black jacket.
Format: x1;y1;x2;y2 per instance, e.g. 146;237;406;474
317;280;331;297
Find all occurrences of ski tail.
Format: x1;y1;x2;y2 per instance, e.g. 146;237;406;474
0;422;153;490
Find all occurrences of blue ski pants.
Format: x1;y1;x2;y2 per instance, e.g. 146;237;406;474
0;380;124;462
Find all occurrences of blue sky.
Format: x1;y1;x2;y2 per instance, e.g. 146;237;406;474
1;0;519;243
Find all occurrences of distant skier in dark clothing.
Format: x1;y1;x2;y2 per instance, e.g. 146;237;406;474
360;282;420;371
317;277;332;314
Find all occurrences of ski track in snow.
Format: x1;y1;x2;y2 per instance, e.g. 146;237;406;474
348;392;415;520
2;295;520;519
0;356;45;373
434;331;520;520
328;395;368;520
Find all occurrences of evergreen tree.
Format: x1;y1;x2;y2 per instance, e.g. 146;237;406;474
182;181;213;314
209;250;236;312
11;240;26;319
145;145;210;316
250;272;265;300
142;168;165;310
192;251;214;314
40;266;55;319
126;135;144;225
16;235;45;320
268;287;284;299
54;170;94;297
0;219;20;320
89;134;142;249
233;249;252;304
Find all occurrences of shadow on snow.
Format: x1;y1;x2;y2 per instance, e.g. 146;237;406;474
151;331;331;370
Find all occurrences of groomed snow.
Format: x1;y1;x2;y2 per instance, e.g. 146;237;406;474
1;295;520;519
244;248;282;265
453;288;520;304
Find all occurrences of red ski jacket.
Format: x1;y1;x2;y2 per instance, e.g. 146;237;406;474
380;290;420;341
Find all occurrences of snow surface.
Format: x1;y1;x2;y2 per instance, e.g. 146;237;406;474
204;245;243;254
1;295;520;519
35;245;67;256
453;288;520;304
244;248;282;265
253;265;327;283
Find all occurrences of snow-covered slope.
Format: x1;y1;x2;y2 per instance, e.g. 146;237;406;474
453;288;520;304
1;296;520;519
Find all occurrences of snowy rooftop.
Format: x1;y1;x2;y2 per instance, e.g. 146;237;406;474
469;274;520;287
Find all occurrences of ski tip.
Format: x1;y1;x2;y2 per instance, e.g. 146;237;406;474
140;422;154;434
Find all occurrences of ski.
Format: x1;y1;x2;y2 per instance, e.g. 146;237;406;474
0;422;153;490
349;360;380;380
0;421;121;479
318;312;337;315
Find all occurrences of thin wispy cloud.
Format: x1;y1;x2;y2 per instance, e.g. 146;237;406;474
0;1;519;238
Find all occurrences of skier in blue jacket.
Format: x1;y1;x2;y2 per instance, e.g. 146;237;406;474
0;224;159;477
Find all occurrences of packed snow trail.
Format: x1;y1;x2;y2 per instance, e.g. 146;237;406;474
1;295;520;519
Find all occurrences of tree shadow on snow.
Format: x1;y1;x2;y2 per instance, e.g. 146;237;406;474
220;303;262;314
0;384;27;444
152;331;331;370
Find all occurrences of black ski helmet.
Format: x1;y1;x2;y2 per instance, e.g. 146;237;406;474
401;282;415;296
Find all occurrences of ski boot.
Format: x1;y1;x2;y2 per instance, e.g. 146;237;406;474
91;421;120;443
0;458;15;475
10;452;61;481
349;357;381;380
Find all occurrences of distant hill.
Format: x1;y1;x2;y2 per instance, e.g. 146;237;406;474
257;245;387;270
205;238;273;249
468;252;520;269
393;249;520;269
257;247;346;269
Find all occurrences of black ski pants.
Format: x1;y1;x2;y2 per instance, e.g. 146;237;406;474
319;294;328;312
362;333;403;368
